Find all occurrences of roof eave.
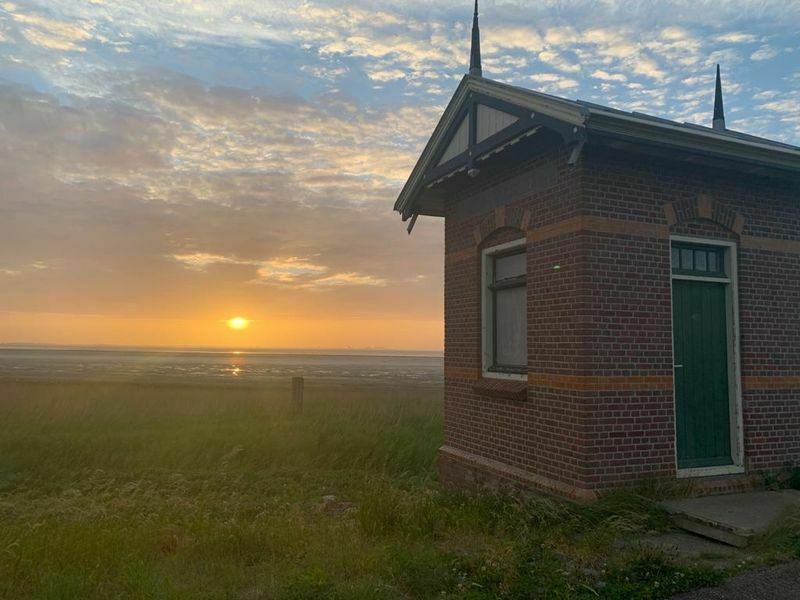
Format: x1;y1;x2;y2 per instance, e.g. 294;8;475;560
586;112;800;175
393;76;472;219
393;76;587;219
395;78;800;221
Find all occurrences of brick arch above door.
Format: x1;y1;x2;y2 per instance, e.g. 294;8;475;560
663;194;746;235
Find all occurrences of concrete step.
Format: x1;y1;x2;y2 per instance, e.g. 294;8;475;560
660;490;800;548
634;531;748;569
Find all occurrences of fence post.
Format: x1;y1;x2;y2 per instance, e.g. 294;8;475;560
291;376;304;413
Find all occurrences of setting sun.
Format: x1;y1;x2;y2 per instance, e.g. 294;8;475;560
227;317;250;331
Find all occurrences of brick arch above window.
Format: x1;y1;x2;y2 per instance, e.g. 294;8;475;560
663;194;746;235
473;205;532;247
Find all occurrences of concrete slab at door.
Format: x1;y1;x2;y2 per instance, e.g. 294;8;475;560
661;490;800;547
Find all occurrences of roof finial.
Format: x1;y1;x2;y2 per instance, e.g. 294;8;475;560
713;64;725;131
469;0;482;77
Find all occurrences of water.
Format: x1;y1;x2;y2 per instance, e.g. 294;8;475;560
0;347;443;386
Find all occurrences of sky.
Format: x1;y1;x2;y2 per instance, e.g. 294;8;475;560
0;1;798;351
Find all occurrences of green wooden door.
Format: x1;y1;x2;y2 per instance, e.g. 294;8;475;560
672;279;732;469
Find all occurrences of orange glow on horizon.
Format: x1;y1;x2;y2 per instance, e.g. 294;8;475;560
0;311;444;351
227;316;250;330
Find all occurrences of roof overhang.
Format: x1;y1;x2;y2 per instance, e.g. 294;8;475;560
584;106;800;177
394;75;589;221
395;76;800;223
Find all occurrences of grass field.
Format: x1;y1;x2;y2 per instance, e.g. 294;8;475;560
0;379;797;599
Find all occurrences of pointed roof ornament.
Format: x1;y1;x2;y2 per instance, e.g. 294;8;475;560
469;0;482;77
713;64;726;131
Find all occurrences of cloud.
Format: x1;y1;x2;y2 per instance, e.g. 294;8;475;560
366;67;407;82
317;33;460;75
590;69;626;82
300;63;348;80
537;50;581;73
6;7;94;51
715;32;759;43
170;253;247;270
660;27;690;41
761;98;800;114
112;73;439;193
301;272;387;289
484;26;543;53
529;72;579;91
170;252;384;289
753;90;779;100
758;91;800;140
631;56;667;81
251;258;329;284
0;76;444;325
751;45;778;60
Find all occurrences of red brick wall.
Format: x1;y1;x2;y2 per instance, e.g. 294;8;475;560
443;139;594;496
738;249;800;472
577;230;675;487
440;138;800;496
580;146;800;486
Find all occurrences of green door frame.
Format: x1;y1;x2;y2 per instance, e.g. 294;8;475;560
670;235;744;478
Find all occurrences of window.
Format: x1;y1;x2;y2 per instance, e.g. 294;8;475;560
482;240;527;377
671;243;726;277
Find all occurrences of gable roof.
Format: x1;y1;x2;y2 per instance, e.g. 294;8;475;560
395;75;800;221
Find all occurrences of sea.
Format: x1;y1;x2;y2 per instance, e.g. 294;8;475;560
0;346;443;386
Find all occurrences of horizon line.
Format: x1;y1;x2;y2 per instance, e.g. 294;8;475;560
0;342;444;357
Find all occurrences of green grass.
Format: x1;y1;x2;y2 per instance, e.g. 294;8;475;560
0;380;790;599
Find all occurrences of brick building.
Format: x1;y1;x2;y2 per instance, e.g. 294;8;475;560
395;5;800;500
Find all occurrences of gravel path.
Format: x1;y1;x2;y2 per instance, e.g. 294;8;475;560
672;561;800;599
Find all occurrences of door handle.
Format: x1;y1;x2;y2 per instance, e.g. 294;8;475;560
674;364;684;368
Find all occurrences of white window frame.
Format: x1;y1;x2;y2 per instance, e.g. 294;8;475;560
669;235;744;479
481;238;528;381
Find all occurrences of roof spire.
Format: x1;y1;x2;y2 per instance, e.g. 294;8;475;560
469;0;482;77
713;64;725;131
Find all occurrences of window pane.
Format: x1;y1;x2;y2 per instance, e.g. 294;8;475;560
708;252;719;273
695;250;707;272
671;247;680;269
680;248;693;271
495;286;526;367
495;252;525;281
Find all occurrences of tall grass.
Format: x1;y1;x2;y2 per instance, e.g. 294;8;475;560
0;380;787;599
0;380;441;480
0;380;445;598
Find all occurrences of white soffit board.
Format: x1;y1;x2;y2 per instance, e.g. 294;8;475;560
438;116;469;165
476;104;518;144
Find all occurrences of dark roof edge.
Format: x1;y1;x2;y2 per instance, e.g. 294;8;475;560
393;76;472;219
587;115;800;174
584;106;800;164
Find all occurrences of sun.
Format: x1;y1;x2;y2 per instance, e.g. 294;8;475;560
227;316;250;330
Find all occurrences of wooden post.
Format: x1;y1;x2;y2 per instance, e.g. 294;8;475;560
291;376;304;413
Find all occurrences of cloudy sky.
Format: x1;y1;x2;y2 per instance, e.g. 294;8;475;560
0;1;798;350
